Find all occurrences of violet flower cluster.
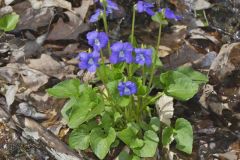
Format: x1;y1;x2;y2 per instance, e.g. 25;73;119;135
78;30;108;72
78;0;181;97
78;30;152;96
90;0;119;22
109;41;153;66
79;30;153;73
136;0;181;20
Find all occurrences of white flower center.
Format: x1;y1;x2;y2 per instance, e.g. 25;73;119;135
119;50;125;58
94;39;100;46
139;53;145;61
124;87;131;95
88;58;94;65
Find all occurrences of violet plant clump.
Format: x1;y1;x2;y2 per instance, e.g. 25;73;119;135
48;0;208;159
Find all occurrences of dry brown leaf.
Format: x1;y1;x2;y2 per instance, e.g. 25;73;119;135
190;0;212;10
156;94;174;126
13;1;54;31
169;0;211;11
190;28;220;44
4;0;15;5
74;0;94;20
16;102;48;120
47;11;89;40
0;63;49;91
28;54;65;79
162;42;203;69
161;25;187;52
5;82;19;109
28;0;72;10
210;42;240;82
20;65;49;91
214;151;239;160
0;6;13;16
42;0;72;10
158;45;172;58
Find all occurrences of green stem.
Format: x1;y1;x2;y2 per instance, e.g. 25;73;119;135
148;24;162;88
100;50;105;64
131;95;138;122
130;5;136;45
203;10;209;26
144;92;163;106
127;5;136;80
142;65;146;85
138;96;144;121
102;4;111;56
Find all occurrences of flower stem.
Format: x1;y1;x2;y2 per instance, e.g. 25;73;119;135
128;5;136;80
102;4;111;56
144;92;163;106
130;5;136;45
142;65;146;85
148;23;162;88
100;50;105;64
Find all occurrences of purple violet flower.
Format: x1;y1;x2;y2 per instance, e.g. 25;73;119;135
86;31;109;51
135;48;153;66
103;0;119;11
159;8;181;20
118;81;137;96
90;9;102;23
78;50;100;72
136;1;155;16
89;8;113;23
90;0;118;22
109;42;134;64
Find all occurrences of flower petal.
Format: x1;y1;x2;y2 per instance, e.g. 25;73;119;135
125;52;133;63
106;0;119;10
88;64;97;72
98;32;109;49
89;9;101;22
111;42;123;52
165;8;176;19
79;52;89;61
109;52;119;64
87;31;98;46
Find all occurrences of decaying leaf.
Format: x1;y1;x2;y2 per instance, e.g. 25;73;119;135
162;42;203;69
47;11;89;40
214;151;239;160
0;63;49;91
5;82;19;109
0;6;13;17
28;0;72;10
28;54;66;79
193;51;217;69
161;25;187;52
74;0;94;20
158;45;172;58
207;94;230;116
190;28;220;45
171;0;212;11
13;1;54;31
10;34;47;62
190;0;212;10
156;94;174;126
4;0;15;5
16;102;47;120
20;65;49;91
210;42;240;82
